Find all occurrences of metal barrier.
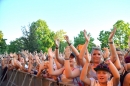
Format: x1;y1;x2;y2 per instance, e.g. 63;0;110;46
0;69;75;86
0;68;8;86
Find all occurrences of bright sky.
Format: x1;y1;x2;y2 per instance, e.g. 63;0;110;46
0;0;130;45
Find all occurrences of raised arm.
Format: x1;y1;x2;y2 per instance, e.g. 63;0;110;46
48;48;64;76
54;58;62;69
64;35;80;66
35;55;41;65
80;48;91;85
36;61;45;77
55;39;64;65
79;30;90;67
109;27;121;70
103;47;120;86
64;35;79;57
64;46;80;78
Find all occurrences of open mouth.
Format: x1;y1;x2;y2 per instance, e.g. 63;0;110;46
99;78;104;80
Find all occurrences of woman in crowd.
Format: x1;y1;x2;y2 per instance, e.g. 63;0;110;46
80;46;120;86
48;47;82;86
116;48;130;86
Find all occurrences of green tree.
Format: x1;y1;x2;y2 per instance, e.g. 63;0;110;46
74;31;95;52
54;29;66;41
97;20;130;49
0;30;3;42
22;19;55;52
8;37;25;53
53;29;67;52
113;20;130;49
0;39;7;54
0;31;7;54
97;30;110;49
59;41;68;53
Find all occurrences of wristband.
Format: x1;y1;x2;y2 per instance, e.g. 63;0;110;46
67;41;72;46
68;43;72;46
56;47;59;49
104;57;110;62
108;42;113;44
64;58;69;60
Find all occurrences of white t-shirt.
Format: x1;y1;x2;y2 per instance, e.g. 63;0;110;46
90;78;113;86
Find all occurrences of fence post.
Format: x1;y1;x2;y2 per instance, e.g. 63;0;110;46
28;75;34;86
0;69;8;86
6;70;14;86
21;73;28;86
10;70;18;86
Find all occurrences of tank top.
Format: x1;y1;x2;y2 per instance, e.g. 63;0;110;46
88;66;97;80
120;64;129;86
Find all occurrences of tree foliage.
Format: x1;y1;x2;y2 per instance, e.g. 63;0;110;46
113;20;130;49
0;31;3;42
0;39;7;54
0;31;7;54
59;41;68;53
97;20;130;49
74;31;96;52
54;29;66;41
0;30;3;44
53;29;67;52
21;19;55;52
97;30;110;49
8;37;25;53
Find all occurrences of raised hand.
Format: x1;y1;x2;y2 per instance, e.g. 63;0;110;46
48;48;54;59
43;53;46;60
83;30;90;43
10;53;14;58
102;47;110;59
84;49;91;63
64;35;70;42
55;39;60;48
109;27;116;42
64;46;71;59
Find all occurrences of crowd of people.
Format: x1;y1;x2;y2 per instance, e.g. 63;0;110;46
1;27;130;86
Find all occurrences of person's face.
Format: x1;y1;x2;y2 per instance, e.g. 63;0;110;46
117;51;124;62
20;58;24;63
91;50;102;63
97;70;110;83
69;56;76;66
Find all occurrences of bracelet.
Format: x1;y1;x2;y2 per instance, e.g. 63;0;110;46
64;58;69;60
67;42;72;46
108;42;113;44
56;47;58;49
104;57;111;62
68;43;72;46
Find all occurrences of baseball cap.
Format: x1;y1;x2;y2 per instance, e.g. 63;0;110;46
94;63;110;73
